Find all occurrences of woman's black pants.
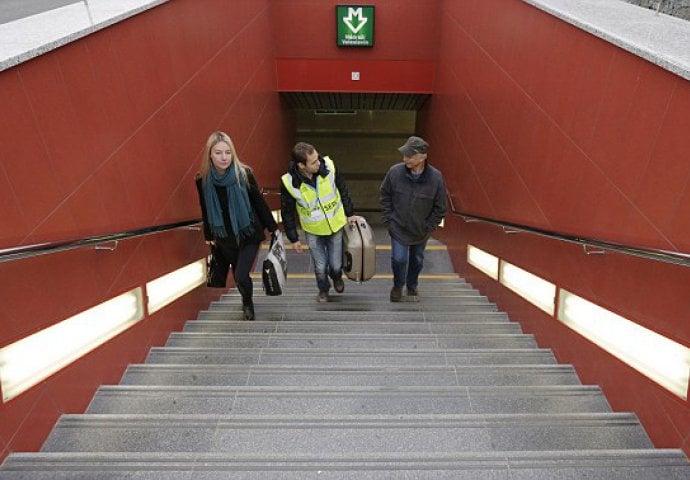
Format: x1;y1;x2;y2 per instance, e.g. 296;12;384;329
215;241;260;305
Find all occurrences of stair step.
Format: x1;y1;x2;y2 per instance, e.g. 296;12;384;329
210;292;496;311
88;385;611;415
145;347;556;366
6;450;688;480
164;332;538;350
222;291;487;300
207;304;499;316
251;278;469;285
41;413;653;454
120;364;582;387
197;310;509;322
182;321;521;334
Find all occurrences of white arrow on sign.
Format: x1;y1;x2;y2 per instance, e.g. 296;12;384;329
343;7;368;34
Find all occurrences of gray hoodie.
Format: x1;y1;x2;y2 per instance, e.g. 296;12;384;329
380;162;447;245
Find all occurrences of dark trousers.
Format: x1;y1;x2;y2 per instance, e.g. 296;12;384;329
215;240;260;304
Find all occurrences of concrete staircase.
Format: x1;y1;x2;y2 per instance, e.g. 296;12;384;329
1;233;688;478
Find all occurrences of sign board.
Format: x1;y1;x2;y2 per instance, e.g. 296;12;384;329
336;5;375;47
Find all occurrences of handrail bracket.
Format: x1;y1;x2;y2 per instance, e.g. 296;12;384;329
583;245;605;256
95;240;119;251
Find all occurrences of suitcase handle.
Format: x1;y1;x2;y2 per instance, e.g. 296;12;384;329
344;251;353;272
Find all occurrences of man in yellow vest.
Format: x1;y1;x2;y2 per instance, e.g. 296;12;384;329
281;142;356;302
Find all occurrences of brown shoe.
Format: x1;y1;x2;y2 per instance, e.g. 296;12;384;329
390;286;402;302
407;288;418;297
317;291;329;302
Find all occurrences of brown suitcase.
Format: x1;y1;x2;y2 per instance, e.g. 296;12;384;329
342;216;376;282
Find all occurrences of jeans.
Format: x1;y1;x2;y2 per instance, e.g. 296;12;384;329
305;229;343;293
390;236;426;290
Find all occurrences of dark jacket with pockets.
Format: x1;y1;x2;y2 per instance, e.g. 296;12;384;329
380;162;447;245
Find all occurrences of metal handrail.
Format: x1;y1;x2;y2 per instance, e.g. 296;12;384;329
0;219;202;264
446;192;690;268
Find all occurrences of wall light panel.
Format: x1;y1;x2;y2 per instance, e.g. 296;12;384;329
500;262;555;315
146;258;206;314
0;288;144;402
558;289;690;400
467;244;499;280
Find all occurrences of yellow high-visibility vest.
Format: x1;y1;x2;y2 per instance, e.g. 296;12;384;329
281;157;347;235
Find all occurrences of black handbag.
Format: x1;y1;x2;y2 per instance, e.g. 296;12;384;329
206;245;227;288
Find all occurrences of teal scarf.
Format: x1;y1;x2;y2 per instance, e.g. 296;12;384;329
203;164;255;242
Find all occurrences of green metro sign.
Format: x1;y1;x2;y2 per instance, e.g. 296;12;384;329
336;5;375;47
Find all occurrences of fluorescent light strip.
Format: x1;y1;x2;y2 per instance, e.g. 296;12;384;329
146;258;206;314
500;261;555;315
558;289;690;400
467;244;499;280
271;209;282;224
0;288;144;402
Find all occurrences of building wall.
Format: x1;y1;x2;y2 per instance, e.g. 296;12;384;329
423;0;690;454
272;0;439;93
0;0;290;460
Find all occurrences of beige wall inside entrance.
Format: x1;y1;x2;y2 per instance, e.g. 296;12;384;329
293;110;416;212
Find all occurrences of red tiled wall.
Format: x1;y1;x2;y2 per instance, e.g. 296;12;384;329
0;0;290;460
271;0;439;92
424;0;690;454
271;0;439;60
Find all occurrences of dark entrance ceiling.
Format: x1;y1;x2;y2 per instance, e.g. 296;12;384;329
280;92;430;111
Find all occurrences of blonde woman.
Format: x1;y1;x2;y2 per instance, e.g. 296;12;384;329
195;131;277;320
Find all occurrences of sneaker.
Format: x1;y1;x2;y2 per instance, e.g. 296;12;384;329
333;277;345;293
390;286;402;302
317;291;329;302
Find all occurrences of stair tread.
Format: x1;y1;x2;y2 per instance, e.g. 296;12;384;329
41;412;654;454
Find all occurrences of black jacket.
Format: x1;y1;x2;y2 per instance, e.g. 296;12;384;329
380;162;446;245
195;169;277;249
280;156;354;243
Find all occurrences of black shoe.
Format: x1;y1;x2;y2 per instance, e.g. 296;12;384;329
333;277;345;293
407;287;418;297
242;303;255;321
390;286;402;302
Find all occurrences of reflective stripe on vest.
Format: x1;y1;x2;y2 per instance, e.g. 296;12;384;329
281;157;347;235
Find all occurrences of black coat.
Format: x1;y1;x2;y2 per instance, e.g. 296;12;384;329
195;169;277;249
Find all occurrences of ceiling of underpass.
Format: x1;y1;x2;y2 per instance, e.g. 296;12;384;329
280;92;430;111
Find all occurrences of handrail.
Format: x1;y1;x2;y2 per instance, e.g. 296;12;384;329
446;192;690;268
0;219;202;264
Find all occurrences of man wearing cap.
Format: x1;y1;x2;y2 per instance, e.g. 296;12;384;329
380;136;447;302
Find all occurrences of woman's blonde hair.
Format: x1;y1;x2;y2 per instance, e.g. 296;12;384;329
200;131;249;185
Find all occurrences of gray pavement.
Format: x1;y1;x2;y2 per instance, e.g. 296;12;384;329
0;0;79;24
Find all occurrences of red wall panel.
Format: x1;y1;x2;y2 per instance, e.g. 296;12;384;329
276;59;435;92
424;0;690;454
270;0;440;60
271;0;439;93
0;0;290;461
